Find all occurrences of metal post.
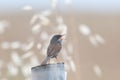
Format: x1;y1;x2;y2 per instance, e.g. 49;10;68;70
31;63;67;80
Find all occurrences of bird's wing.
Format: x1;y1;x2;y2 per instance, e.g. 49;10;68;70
47;42;62;58
47;43;54;56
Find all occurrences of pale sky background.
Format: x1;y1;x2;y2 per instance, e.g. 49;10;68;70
0;0;120;14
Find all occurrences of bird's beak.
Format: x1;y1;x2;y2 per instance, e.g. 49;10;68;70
60;35;65;40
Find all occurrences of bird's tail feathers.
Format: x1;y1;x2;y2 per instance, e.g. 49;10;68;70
41;56;50;66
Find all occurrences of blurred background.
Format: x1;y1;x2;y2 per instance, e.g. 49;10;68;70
0;0;120;80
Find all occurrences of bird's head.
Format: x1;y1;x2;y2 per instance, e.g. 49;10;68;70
50;34;65;44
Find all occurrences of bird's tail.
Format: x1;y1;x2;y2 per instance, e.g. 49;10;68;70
41;56;50;66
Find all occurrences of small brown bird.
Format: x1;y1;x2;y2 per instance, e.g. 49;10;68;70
41;34;65;65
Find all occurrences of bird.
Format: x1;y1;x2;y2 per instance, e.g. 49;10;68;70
41;34;65;65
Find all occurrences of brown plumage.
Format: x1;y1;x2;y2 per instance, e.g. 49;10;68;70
41;34;64;65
